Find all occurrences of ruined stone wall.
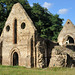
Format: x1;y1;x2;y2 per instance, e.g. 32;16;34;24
2;3;36;68
58;19;75;46
46;40;57;66
36;37;47;68
35;36;58;68
1;3;75;68
49;46;75;67
49;46;67;67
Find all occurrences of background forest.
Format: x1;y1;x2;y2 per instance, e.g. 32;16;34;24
0;0;64;41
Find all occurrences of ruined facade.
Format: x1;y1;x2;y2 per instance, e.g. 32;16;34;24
0;3;75;68
0;3;37;68
58;19;75;46
49;19;75;67
0;3;53;68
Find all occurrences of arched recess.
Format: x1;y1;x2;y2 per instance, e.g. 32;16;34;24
13;52;18;66
64;35;74;45
10;48;20;66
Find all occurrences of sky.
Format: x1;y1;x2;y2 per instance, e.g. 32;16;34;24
28;0;75;25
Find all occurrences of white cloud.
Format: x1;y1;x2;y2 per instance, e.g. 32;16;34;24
58;9;68;14
43;2;52;9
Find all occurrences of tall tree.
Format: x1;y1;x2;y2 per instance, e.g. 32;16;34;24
31;3;63;41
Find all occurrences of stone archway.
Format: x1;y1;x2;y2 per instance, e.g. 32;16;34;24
61;34;74;46
65;35;74;45
66;36;74;44
10;48;20;66
13;52;18;66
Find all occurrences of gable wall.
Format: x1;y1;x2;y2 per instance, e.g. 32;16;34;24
58;19;75;46
2;3;36;68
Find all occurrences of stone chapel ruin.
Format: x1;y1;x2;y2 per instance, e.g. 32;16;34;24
0;3;75;68
58;19;75;46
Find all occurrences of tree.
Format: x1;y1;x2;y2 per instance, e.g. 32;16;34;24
49;14;63;41
31;3;63;41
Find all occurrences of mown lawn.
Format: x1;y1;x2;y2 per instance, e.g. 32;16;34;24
0;65;75;75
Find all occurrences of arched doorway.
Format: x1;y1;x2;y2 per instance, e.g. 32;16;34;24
13;52;18;66
66;36;74;44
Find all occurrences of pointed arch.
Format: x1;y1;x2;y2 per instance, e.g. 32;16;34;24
64;34;74;45
67;36;74;44
10;48;20;66
13;52;18;66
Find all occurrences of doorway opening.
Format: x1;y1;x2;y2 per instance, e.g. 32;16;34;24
13;52;18;66
66;36;74;44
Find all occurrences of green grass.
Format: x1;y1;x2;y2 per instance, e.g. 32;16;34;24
0;65;75;75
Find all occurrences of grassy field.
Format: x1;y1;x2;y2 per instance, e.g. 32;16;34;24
0;65;75;75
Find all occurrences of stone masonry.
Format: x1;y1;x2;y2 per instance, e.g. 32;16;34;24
58;19;75;46
0;3;49;68
0;3;37;68
0;3;75;68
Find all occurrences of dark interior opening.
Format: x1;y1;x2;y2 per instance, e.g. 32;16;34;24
67;36;74;44
0;41;3;64
6;25;10;32
14;19;17;44
13;52;18;66
31;37;34;67
21;22;25;29
67;22;70;24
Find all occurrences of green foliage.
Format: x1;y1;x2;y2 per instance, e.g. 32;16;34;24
31;3;63;41
0;0;63;41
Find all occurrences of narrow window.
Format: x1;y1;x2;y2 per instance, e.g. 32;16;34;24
14;19;17;44
31;37;34;67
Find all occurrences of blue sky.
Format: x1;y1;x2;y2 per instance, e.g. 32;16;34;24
28;0;75;25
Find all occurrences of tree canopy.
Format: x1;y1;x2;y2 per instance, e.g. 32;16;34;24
0;0;63;41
